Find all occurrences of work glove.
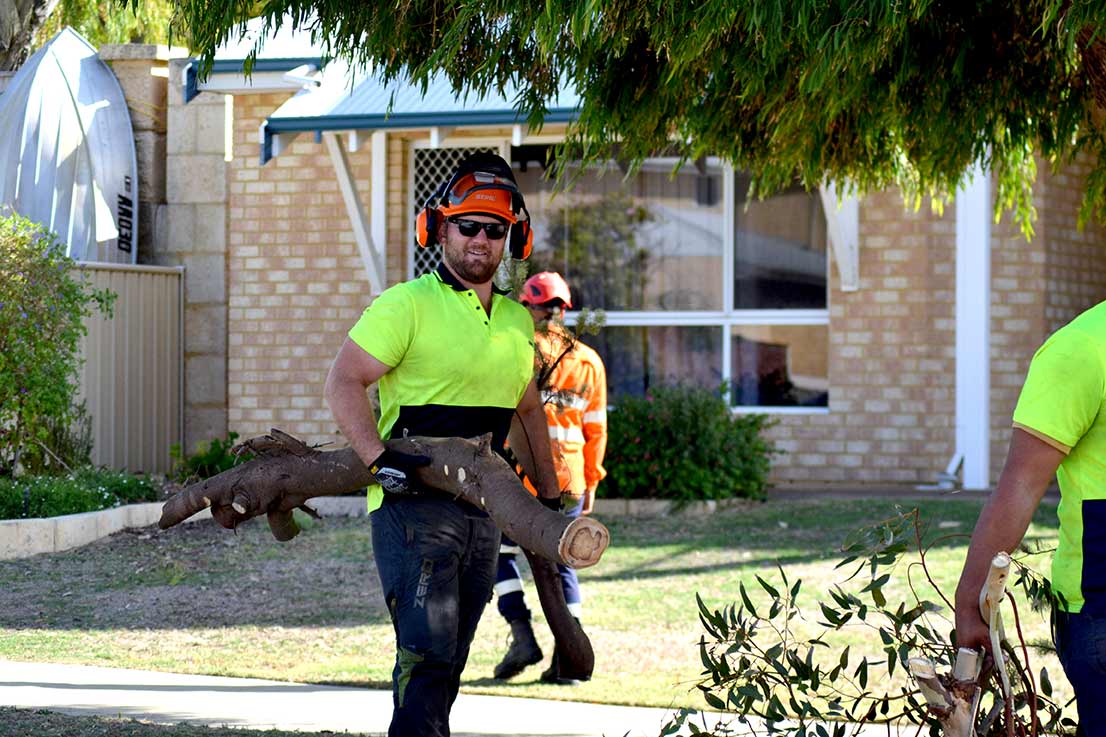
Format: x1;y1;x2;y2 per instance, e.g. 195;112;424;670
538;494;563;512
368;448;432;495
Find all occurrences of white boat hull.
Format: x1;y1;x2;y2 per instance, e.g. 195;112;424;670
0;27;138;263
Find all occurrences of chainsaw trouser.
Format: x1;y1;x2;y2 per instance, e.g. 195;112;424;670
372;495;500;737
1055;608;1106;737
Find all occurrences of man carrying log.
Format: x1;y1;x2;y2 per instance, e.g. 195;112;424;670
324;152;563;737
955;301;1106;735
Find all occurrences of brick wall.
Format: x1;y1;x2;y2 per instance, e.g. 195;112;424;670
988;190;1047;484
225;95;377;447
766;191;957;484
1042;154;1106;331
159;60;232;452
766;160;1106;488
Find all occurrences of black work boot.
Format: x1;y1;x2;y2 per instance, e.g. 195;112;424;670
493;618;543;680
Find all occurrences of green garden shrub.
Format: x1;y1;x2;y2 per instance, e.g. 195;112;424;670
605;384;778;502
169;432;252;483
0;213;114;476
19;400;95;473
0;468;162;520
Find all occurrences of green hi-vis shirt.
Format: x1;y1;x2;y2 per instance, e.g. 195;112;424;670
348;264;535;512
1012;300;1106;614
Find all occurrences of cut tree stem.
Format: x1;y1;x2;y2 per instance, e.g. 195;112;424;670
158;429;609;679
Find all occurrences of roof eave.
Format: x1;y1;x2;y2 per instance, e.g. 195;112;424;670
183;57;326;103
259;108;579;164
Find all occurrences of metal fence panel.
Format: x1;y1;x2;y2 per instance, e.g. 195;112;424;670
77;263;183;474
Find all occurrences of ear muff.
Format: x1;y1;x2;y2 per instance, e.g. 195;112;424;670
416;207;440;248
416;178;449;248
509;220;532;260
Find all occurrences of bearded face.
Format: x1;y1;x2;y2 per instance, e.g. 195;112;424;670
439;216;508;285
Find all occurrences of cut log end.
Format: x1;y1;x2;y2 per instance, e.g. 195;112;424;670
558;517;610;568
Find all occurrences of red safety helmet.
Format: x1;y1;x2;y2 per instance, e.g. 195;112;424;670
521;271;572;309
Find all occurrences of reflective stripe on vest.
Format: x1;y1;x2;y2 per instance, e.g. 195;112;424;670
548;425;586;443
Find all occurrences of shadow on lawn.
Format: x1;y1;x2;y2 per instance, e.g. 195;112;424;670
587;494;1059;583
0;496;1059;633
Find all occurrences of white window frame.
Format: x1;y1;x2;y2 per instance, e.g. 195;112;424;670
407;140;831;413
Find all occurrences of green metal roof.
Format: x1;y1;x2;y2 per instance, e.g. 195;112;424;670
260;69;579;163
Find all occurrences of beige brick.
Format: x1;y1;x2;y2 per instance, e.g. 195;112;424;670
184;407;228;453
167;104;197;154
165;203;195;252
185;305;227;354
193;204;228;252
168;155;227;204
127;503;192;527
96;507;129;539
187;354;227;405
196;102;228;155
135;130;167;202
183;253;226;303
0;518;54;558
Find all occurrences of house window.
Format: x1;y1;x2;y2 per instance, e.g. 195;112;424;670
514;147;829;411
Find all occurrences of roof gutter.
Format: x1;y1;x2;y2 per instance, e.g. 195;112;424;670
182;57;325;103
259;108;578;164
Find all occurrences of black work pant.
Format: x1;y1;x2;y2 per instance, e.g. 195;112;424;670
1055;608;1106;736
371;496;500;737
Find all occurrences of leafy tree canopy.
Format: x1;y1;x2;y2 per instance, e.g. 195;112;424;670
34;0;174;52
174;1;1106;234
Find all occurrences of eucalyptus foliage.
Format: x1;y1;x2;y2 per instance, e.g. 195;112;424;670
662;508;1074;736
174;0;1106;234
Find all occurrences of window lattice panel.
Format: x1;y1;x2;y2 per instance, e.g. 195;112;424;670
411;147;497;278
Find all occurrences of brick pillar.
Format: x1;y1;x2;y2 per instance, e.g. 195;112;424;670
158;58;231;453
98;44;188;263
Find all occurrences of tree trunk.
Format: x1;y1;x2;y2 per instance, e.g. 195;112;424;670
0;0;58;71
158;429;610;680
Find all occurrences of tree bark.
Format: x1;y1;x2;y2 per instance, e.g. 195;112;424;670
159;429;609;567
0;0;58;71
907;657;978;736
158;429;610;680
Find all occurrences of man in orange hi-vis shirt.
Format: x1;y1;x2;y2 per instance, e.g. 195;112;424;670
492;271;608;685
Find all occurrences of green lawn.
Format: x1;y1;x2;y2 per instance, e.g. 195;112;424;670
0;495;1069;715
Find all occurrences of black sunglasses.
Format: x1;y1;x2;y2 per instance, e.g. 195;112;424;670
448;217;508;240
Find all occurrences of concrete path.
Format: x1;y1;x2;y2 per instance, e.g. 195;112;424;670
0;660;908;736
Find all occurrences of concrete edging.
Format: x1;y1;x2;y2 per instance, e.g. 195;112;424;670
0;503;212;560
0;496;756;560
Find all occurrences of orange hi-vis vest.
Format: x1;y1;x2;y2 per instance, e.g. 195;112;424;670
523;326;608;496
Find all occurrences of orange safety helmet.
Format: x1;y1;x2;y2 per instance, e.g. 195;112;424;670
521;271;572;309
415;152;533;259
